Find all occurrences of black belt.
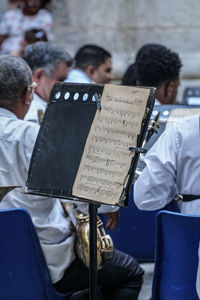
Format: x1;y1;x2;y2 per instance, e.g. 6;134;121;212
177;194;200;202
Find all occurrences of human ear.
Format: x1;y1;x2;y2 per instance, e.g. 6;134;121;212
85;65;96;80
32;68;44;83
163;81;177;104
166;81;174;98
23;87;33;106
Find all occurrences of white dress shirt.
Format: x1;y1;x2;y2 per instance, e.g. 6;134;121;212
154;98;161;105
24;93;47;125
0;108;75;283
134;114;200;214
66;69;92;83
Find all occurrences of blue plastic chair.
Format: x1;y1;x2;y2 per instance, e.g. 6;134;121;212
0;208;77;300
152;210;200;300
102;186;179;262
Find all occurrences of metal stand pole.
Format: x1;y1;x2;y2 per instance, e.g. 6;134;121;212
89;203;98;300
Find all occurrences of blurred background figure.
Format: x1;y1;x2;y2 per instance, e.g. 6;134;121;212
40;0;51;10
0;0;53;54
121;44;157;87
7;0;21;10
12;28;48;56
66;44;112;84
122;44;182;105
121;63;137;86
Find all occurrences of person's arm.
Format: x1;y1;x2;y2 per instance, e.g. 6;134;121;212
104;209;120;230
134;125;178;210
0;34;8;47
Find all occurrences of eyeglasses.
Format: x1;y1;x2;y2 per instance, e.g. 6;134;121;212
28;82;38;93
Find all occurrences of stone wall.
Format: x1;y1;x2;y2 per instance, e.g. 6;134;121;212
1;0;200;101
51;0;200;76
51;0;200;101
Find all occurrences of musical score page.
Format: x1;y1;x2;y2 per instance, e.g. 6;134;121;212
166;108;200;129
72;84;150;205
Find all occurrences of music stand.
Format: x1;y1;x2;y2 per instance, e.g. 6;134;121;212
26;82;155;299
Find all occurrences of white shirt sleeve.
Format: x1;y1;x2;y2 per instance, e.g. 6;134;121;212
134;124;178;210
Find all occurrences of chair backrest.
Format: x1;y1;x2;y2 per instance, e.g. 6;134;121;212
0;208;69;300
152;210;200;300
182;86;200;105
102;187;179;262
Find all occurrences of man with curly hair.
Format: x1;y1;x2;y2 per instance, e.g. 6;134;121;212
129;44;182;105
132;45;200;214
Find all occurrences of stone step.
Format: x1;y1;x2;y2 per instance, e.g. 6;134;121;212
138;263;154;300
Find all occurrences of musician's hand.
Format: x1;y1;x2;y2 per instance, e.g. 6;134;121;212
104;210;120;230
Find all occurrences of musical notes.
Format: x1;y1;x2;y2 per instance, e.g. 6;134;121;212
73;84;150;205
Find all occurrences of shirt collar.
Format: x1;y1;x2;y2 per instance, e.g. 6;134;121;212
154;98;161;105
67;69;92;83
35;93;46;104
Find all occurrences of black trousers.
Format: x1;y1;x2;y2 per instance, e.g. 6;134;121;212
54;249;144;300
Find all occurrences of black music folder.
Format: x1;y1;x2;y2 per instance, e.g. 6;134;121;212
26;83;155;206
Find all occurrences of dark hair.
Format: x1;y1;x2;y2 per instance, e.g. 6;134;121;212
136;44;182;87
121;63;137;86
121;44;182;87
121;44;159;86
40;0;51;7
74;44;111;70
24;28;48;44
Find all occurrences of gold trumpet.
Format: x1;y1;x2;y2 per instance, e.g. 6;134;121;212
75;213;114;270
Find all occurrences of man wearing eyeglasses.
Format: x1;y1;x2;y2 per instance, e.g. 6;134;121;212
0;53;76;294
23;41;73;125
0;54;144;300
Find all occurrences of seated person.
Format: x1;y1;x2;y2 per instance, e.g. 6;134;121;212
24;41;73;124
134;113;200;215
0;0;54;54
23;41;123;242
66;44;112;84
0;54;144;299
121;63;137;86
7;0;21;10
121;44;158;86
12;28;48;57
122;44;182;105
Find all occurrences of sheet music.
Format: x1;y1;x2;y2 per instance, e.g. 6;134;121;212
0;186;20;202
166;108;200;129
73;84;150;205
